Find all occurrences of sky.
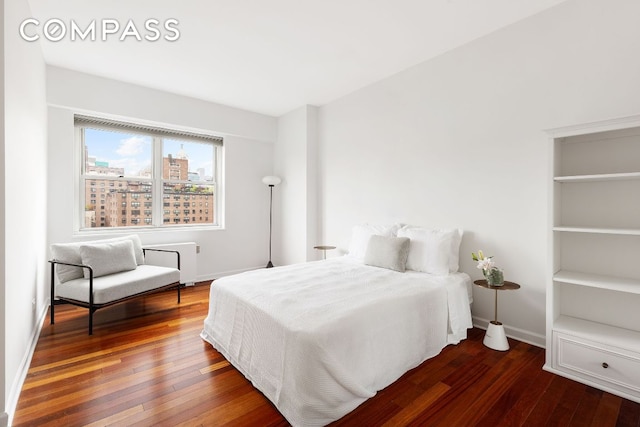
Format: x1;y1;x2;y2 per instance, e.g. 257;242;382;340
84;128;214;180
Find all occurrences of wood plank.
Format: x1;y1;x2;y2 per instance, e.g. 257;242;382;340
84;404;145;427
406;358;493;425
591;393;623;426
615;398;640;427
199;360;231;374
546;379;587;425
569;387;604;427
490;349;555;426
439;343;540;425
12;283;640;427
381;382;450;426
521;376;570;426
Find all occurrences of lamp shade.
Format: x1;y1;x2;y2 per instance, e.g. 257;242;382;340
262;175;282;186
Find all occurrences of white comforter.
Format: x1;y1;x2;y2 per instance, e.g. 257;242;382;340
200;257;472;426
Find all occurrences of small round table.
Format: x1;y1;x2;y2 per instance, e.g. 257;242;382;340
313;245;336;260
473;279;520;351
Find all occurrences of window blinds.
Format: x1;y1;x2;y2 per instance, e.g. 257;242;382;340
75;115;223;146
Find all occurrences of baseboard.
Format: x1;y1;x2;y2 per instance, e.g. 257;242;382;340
6;303;49;426
473;315;546;349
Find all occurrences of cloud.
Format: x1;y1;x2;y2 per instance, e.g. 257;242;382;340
116;136;149;156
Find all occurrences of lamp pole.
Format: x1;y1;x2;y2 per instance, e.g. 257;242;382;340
262;175;281;268
266;184;274;268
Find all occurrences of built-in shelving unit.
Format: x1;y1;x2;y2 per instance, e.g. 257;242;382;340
546;115;640;403
554;171;640;183
553;270;640;295
552;226;640;235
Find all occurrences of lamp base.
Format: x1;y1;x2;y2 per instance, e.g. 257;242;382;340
266;261;274;268
483;321;509;351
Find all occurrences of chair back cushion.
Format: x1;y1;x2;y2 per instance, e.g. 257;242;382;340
79;240;138;279
51;235;144;283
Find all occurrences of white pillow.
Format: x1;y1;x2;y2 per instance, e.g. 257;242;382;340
79;240;138;279
397;227;458;275
448;229;464;273
51;243;84;283
364;235;410;272
103;234;145;265
51;234;145;283
347;224;401;260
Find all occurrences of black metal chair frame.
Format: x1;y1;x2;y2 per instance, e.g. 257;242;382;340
49;248;182;335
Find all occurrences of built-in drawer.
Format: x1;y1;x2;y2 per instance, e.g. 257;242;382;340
555;332;640;393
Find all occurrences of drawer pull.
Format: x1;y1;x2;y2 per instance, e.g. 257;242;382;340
602;362;609;369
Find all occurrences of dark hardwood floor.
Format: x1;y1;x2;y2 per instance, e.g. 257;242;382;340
13;283;640;426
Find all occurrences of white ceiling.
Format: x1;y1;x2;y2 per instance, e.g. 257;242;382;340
27;0;567;117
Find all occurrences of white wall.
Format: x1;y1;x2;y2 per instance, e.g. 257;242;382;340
3;0;49;423
0;1;6;423
274;105;319;265
47;67;278;280
316;0;640;347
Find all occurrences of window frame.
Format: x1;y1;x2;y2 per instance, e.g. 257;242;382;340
75;114;224;233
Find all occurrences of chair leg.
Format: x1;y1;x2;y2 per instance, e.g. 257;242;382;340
50;262;55;325
177;283;181;303
89;273;94;335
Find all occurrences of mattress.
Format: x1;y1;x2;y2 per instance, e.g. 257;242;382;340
200;257;472;426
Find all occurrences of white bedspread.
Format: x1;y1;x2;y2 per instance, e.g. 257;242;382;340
200;257;472;426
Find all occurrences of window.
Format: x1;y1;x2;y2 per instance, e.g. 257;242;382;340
76;115;222;230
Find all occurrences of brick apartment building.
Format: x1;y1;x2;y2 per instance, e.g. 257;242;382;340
84;153;213;228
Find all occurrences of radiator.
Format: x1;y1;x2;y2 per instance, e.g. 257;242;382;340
143;242;197;286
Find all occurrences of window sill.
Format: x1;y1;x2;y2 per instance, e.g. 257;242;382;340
74;224;224;237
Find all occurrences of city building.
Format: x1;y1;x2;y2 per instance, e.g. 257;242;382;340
84;151;213;228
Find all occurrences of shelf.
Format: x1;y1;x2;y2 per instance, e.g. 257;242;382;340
553;315;640;354
554;270;640;295
553;226;640;235
554;172;640;182
549;120;640;400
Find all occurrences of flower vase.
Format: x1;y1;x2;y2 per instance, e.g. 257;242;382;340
485;268;504;287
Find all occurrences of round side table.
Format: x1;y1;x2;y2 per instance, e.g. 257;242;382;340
313;245;336;260
473;279;520;351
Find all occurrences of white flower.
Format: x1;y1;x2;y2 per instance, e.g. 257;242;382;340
477;258;495;271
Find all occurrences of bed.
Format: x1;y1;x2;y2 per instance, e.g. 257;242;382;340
201;241;473;426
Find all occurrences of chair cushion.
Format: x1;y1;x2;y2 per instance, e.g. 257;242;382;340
50;243;85;283
51;235;145;283
79;240;137;279
55;265;180;305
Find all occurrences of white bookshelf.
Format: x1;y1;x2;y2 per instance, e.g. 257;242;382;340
554;171;640;183
552;226;640;235
553;315;640;354
546;116;640;403
553;270;640;295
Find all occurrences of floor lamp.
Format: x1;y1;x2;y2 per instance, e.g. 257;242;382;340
262;176;281;268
